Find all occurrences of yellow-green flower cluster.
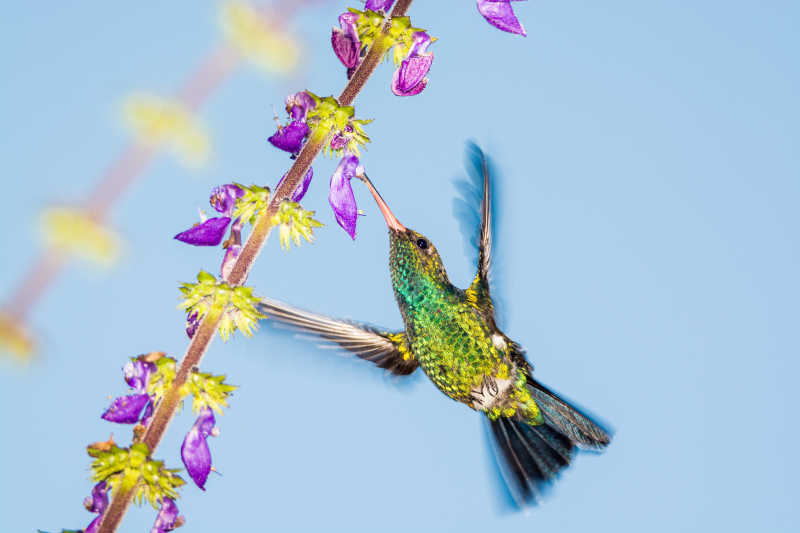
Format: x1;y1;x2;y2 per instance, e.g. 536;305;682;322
305;92;372;157
88;442;185;508
271;201;323;251
179;271;265;341
231;183;270;225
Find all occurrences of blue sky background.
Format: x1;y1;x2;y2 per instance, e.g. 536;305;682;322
1;1;798;531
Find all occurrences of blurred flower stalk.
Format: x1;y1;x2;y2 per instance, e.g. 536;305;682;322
42;0;530;530
0;0;314;362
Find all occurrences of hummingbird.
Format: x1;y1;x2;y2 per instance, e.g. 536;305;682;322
258;144;611;506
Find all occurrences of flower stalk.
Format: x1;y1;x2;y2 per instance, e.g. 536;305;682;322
94;1;415;531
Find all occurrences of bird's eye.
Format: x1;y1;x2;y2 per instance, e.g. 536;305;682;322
415;238;428;250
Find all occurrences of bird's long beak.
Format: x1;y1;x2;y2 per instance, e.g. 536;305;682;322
358;173;405;232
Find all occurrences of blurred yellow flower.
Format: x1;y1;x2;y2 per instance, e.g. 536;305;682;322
0;313;34;361
40;207;120;267
123;94;210;167
220;1;301;74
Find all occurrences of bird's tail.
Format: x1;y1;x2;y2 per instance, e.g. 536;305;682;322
486;379;610;506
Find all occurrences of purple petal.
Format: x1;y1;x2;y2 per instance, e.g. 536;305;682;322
140;399;155;427
275;167;314;203
329;155;361;239
101;394;150;424
83;481;109;514
392;32;433;97
220;244;240;282
186;311;200;339
174;217;231;246
331;28;360;69
85;516;103;533
181;407;216;490
268;120;309;154
476;0;527;36
366;0;395;11
123;360;156;393
209;184;244;216
151;497;182;533
285;91;316;122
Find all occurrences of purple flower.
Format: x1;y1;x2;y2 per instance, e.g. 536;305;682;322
186;311;200;339
285;91;316;122
275;167;314;203
220;244;240;282
181;407;218;490
123;359;156;393
151;497;184;533
476;0;527;36
366;0;395;11
140;399;155;427
101;393;150;424
174;217;231;246
392;31;434;96
268;120;310;154
332;12;361;70
329;154;363;240
83;481;109;533
210;184;244;216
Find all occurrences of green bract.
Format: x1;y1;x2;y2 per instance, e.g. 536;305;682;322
305;92;373;157
347;8;430;66
231;183;270;225
179;271;265;341
88;443;185;508
182;370;237;414
271;201;324;250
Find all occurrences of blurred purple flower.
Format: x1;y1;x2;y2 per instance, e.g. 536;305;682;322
476;0;527;36
151;497;184;533
268;120;310;154
392;31;434;96
83;481;109;533
332;12;361;71
140;399;155;427
329;154;363;240
210;184;244;216
101;394;150;424
174;217;231;246
366;0;395;11
181;407;218;490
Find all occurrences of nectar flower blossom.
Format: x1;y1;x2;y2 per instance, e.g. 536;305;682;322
151;497;184;533
269;91;317;154
392;31;433;96
83;481;109;533
181;407;218;490
102;357;157;424
476;0;527;36
329;153;364;240
331;12;361;73
175;184;244;247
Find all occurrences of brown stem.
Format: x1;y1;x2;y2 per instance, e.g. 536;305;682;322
96;2;415;532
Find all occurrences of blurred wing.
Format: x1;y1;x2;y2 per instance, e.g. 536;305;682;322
455;142;496;313
257;297;418;376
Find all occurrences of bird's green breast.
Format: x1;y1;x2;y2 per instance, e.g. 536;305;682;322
391;268;505;403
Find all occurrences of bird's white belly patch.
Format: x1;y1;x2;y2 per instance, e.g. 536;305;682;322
470;375;514;410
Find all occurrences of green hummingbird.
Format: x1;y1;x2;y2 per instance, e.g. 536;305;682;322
258;144;611;506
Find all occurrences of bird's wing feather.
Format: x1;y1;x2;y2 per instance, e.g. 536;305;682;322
455;142;495;312
258;297;418;376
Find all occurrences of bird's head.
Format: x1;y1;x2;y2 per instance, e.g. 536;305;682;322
359;174;451;302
